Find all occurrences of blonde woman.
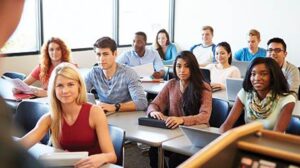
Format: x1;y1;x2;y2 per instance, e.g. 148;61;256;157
18;63;116;167
14;37;74;97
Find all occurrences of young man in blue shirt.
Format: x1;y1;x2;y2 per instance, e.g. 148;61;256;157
117;31;165;79
234;29;266;61
85;37;148;112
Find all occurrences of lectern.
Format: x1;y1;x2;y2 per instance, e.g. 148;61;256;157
179;122;300;168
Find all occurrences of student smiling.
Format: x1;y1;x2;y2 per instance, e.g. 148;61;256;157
220;57;296;133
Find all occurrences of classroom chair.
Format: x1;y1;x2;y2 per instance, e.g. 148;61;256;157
2;71;26;80
209;98;230;127
286;116;300;136
14;101;50;144
109;124;125;166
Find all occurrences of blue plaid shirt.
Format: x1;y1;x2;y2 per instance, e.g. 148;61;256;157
85;63;148;111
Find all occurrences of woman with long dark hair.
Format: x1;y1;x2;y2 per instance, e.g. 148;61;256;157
153;29;177;65
220;57;296;132
147;50;212;168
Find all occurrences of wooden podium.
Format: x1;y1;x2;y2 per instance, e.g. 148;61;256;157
178;122;300;168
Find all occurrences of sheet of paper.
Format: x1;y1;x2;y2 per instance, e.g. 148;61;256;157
131;63;154;77
2;76;33;94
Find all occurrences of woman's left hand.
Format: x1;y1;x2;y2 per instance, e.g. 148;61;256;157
165;116;184;129
74;155;105;168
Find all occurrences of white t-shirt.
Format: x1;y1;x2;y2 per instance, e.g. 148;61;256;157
238;89;296;130
192;46;214;66
205;64;241;85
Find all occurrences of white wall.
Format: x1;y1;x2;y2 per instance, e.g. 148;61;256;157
175;0;300;66
0;47;131;75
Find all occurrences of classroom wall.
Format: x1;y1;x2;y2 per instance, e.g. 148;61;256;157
0;48;131;75
174;0;300;66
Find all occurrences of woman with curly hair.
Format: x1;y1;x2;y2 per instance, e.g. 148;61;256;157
14;37;74;97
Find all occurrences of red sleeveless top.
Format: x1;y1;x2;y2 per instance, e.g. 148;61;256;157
59;103;101;155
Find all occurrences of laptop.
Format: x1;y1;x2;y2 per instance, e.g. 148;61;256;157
180;125;220;147
87;93;97;104
226;78;243;102
231;61;250;78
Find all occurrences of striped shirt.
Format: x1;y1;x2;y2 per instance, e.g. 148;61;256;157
85;63;148;111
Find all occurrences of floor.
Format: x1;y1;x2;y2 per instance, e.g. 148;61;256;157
124;142;151;168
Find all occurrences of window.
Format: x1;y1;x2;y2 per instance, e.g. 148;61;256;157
0;0;39;54
118;0;170;45
42;0;113;49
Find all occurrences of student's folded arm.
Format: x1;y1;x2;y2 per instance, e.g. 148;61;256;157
274;101;295;132
127;70;148;111
119;101;136;112
220;98;244;133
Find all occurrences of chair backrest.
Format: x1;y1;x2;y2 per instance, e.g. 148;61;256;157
233;111;245;127
109;124;125;166
14;101;50;144
209;98;230;127
3;71;26;80
286;116;300;135
200;68;211;83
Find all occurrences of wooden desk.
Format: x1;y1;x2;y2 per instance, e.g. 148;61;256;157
162;127;219;156
107;111;183;168
28;143;122;168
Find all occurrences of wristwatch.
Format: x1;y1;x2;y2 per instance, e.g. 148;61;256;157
115;103;121;112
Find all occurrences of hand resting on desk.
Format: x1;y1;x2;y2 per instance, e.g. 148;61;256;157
149;111;184;129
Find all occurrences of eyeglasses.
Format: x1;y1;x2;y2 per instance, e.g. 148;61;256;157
266;48;285;53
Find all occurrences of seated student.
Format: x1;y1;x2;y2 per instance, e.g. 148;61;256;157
205;42;241;90
190;25;216;67
234;29;266;61
13;37;74;97
146;51;212;168
85;37;148;113
220;57;296;133
266;37;300;99
153;29;177;65
117;31;165;79
18;63;117;167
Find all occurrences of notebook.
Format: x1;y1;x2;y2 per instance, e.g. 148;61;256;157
226;78;243;102
231;61;250;78
138;117;169;129
180;125;220;147
39;151;88;167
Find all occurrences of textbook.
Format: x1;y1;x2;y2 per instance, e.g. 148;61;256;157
39;151;88;167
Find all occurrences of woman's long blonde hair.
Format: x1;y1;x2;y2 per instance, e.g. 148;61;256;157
40;37;71;84
47;63;87;147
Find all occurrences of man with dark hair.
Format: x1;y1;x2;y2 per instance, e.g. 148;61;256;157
117;31;165;79
267;37;300;98
85;37;148;112
190;25;216;67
